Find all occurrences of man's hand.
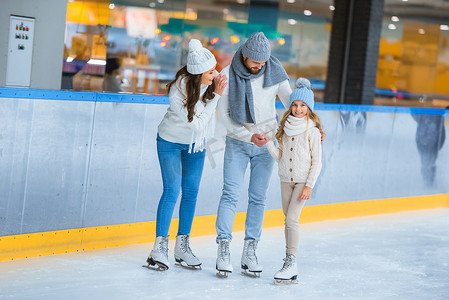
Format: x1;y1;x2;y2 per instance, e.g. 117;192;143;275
251;133;268;147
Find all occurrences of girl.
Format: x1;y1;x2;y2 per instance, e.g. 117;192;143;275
265;78;324;284
146;39;227;271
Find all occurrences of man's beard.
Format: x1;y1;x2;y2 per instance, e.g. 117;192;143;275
243;58;261;74
248;68;260;74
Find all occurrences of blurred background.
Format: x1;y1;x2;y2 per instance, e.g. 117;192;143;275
59;0;449;108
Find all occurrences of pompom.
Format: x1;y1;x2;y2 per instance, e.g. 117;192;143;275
189;39;203;52
295;77;311;89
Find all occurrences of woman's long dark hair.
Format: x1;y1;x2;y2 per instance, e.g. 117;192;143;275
167;66;216;122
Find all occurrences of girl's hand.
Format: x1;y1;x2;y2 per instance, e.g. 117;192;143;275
214;74;228;96
299;186;312;200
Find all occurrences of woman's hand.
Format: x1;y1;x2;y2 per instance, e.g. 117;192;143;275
214;74;228;96
299;186;312;200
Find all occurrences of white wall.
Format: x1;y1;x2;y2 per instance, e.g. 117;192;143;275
0;0;67;89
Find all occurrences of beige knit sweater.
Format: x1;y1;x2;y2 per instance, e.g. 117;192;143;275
266;127;322;188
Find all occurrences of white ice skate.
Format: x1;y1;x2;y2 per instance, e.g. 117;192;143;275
174;235;202;270
241;239;262;278
145;236;169;271
274;254;299;285
216;239;233;278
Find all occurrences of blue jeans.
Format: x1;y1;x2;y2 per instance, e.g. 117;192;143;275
216;136;274;242
155;134;206;237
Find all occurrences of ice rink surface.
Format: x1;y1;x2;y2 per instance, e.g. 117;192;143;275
1;209;448;300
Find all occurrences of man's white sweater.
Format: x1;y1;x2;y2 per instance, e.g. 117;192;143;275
217;65;292;143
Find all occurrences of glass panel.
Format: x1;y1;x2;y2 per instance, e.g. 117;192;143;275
378;0;449;108
62;0;334;97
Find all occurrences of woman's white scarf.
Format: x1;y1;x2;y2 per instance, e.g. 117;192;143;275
188;118;214;153
284;115;316;136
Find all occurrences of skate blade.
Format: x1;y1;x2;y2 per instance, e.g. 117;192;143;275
274;278;299;285
216;270;231;278
241;270;261;278
143;257;169;271
241;265;262;278
175;259;202;270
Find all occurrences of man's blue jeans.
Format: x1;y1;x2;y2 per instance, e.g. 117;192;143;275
216;136;274;242
155;134;206;237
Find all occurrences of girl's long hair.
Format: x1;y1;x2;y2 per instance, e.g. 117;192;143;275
167;66;216;122
275;107;326;158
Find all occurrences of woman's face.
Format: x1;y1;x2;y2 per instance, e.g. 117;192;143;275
291;100;309;118
201;67;217;85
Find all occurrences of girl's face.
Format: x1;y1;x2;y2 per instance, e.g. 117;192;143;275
291;100;309;118
201;67;217;85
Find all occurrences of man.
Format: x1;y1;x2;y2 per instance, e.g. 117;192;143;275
215;32;292;277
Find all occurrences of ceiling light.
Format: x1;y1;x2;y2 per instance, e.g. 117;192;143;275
237;0;245;4
418;28;425;34
388;24;396;30
288;19;297;25
287;0;295;3
304;10;312;16
157;0;164;3
109;3;115;9
440;25;449;31
329;5;335;11
391;16;399;22
149;2;156;7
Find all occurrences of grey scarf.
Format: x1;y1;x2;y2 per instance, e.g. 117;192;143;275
229;45;289;124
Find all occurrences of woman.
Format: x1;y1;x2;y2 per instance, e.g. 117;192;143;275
146;39;227;271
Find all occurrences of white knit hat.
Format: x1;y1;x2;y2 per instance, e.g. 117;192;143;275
187;39;217;75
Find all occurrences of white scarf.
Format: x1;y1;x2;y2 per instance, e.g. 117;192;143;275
188;119;214;153
188;83;215;153
284;115;316;136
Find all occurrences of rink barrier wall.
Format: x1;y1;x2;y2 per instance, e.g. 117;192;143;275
1;193;448;261
1;87;449;262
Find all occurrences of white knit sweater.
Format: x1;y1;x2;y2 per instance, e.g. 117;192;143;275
158;77;220;152
266;127;322;188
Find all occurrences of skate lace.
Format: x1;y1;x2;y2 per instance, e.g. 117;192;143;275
220;240;230;263
158;237;169;258
180;235;197;258
246;240;258;263
280;255;293;272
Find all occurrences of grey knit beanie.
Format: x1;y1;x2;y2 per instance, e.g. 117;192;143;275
289;78;315;112
187;39;217;75
242;32;271;62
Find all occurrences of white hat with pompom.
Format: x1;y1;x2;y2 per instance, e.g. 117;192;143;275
187;39;217;75
289;77;315;112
